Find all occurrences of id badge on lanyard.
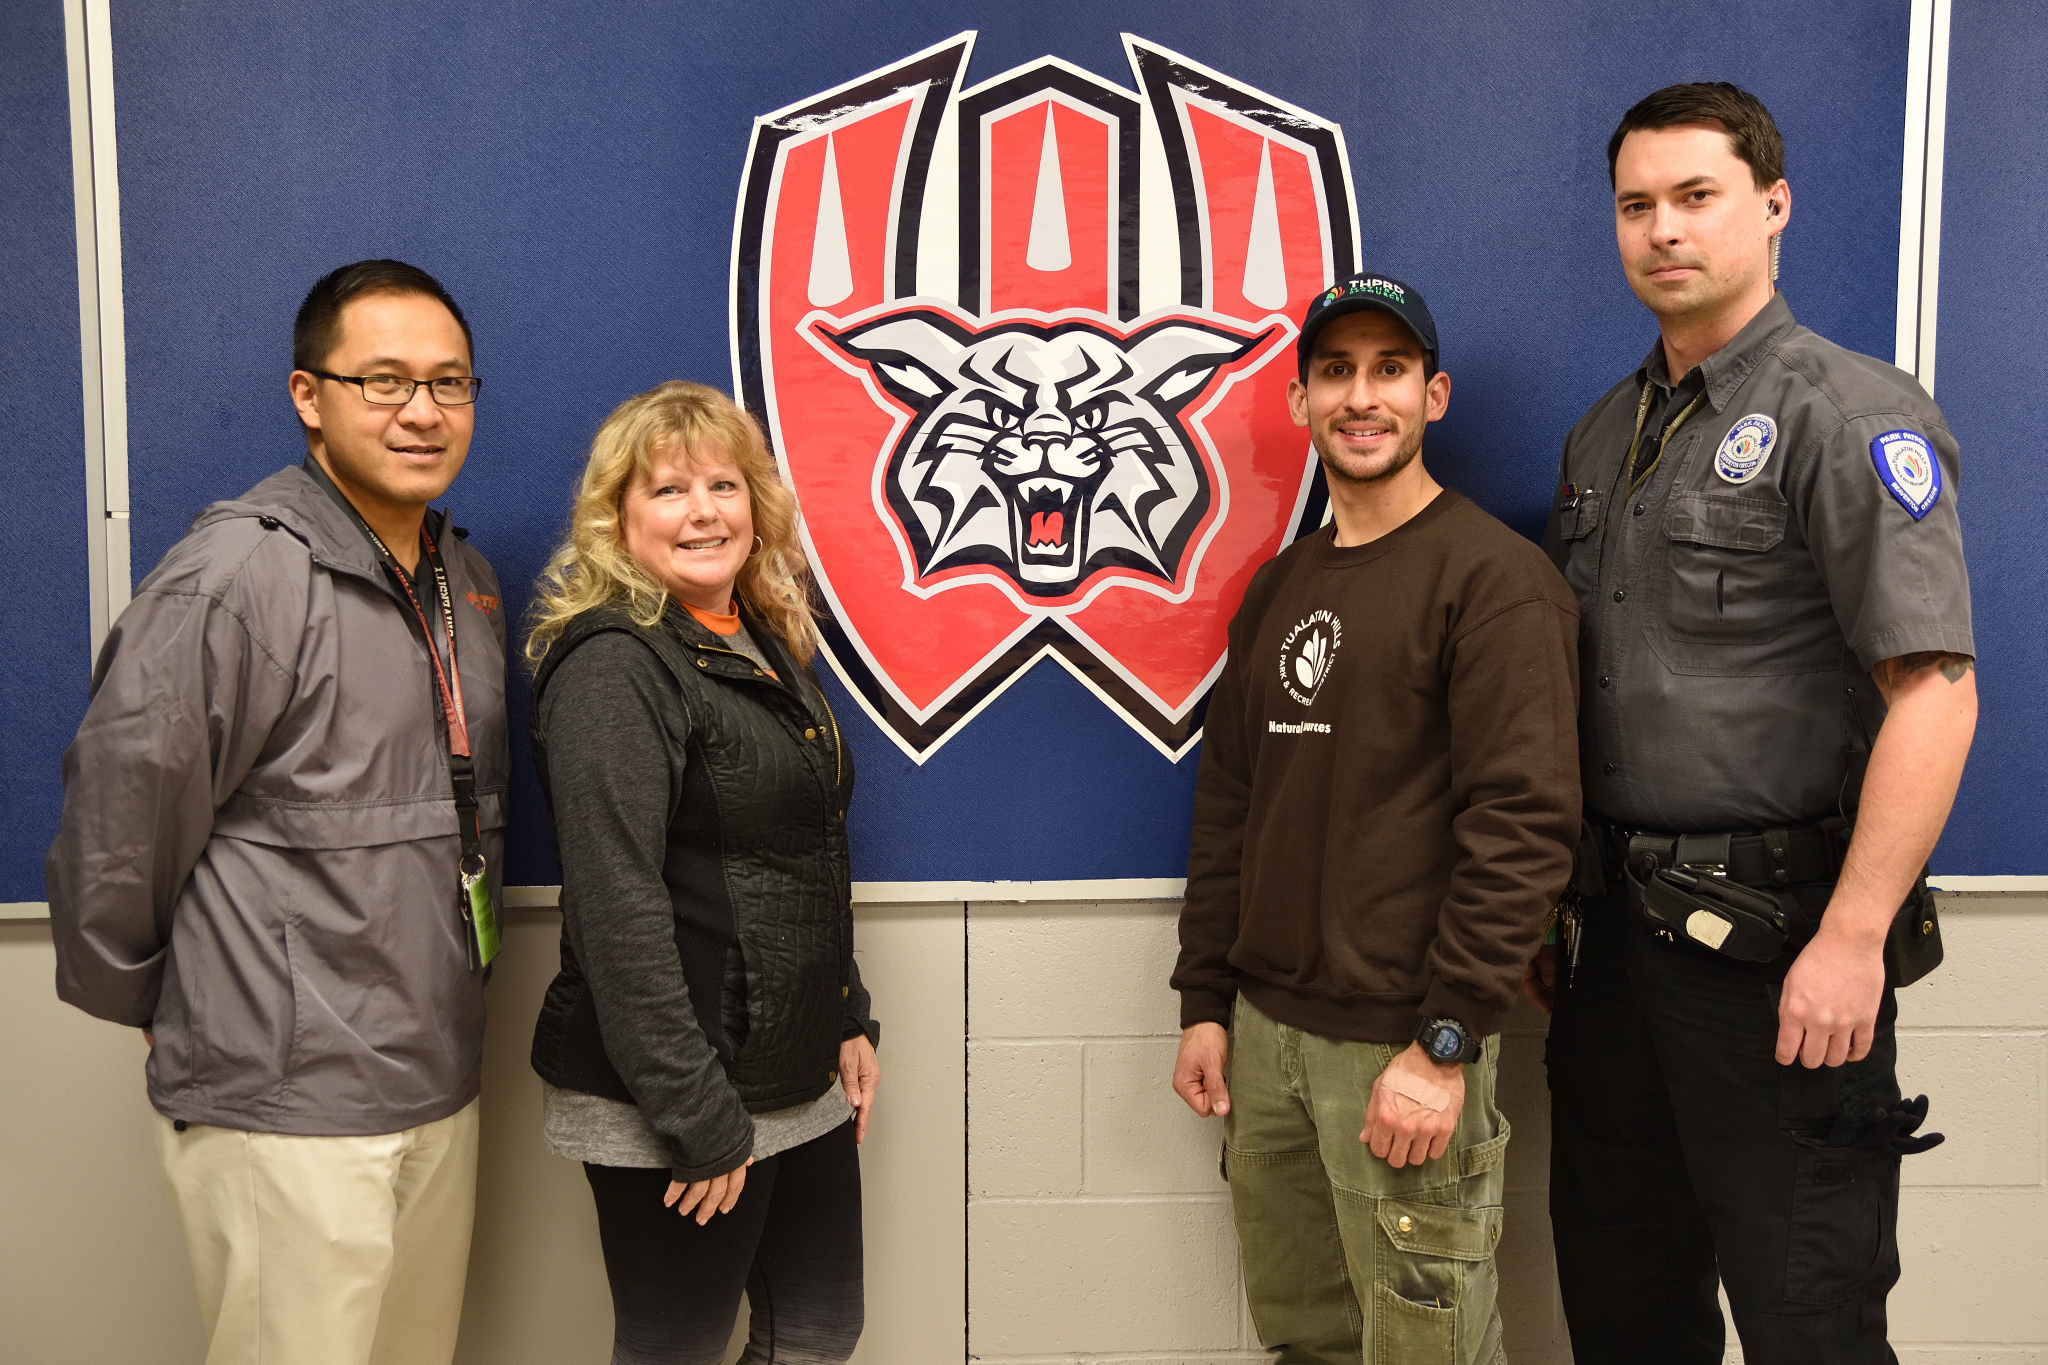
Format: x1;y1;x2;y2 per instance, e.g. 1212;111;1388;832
368;525;501;970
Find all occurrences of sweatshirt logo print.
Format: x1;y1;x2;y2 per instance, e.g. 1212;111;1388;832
1278;610;1341;706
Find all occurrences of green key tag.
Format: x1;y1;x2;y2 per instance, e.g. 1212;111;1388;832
462;862;501;968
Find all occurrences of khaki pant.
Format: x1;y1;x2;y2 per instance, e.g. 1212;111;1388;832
156;1098;480;1365
1225;996;1510;1365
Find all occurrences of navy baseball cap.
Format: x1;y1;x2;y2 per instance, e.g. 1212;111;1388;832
1296;271;1439;379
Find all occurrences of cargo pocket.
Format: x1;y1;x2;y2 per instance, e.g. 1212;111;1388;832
1372;1197;1503;1363
1372;1281;1458;1365
1661;493;1789;643
1784;1144;1896;1305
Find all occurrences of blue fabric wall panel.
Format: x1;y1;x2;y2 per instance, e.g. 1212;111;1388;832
1930;1;2048;873
107;0;1912;883
0;1;90;902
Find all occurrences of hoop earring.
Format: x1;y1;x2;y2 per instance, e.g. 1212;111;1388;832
749;535;764;558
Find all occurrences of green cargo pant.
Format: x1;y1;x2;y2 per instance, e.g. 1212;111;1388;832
1224;994;1510;1365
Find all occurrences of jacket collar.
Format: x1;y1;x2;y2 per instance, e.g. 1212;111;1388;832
191;462;455;585
664;599;802;679
1638;291;1797;415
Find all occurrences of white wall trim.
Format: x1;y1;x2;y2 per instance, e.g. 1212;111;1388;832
19;876;2045;925
1929;875;2048;893
1894;0;1951;394
504;879;1189;909
63;0;130;660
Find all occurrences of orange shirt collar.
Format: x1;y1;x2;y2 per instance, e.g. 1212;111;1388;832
683;599;741;637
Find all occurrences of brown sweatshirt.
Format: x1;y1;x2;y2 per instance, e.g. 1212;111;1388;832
1175;489;1581;1042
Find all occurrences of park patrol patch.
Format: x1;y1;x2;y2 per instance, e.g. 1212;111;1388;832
1871;429;1941;520
1714;414;1777;485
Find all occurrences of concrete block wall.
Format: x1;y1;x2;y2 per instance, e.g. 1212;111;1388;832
964;899;1567;1365
961;894;2048;1365
1888;895;2048;1365
3;891;2041;1362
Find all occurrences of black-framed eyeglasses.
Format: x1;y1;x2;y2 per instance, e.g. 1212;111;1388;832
307;370;482;406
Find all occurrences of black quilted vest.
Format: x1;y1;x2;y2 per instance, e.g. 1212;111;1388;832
527;601;855;1112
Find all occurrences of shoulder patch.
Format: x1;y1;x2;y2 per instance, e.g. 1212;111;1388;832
1870;430;1941;520
1714;413;1778;485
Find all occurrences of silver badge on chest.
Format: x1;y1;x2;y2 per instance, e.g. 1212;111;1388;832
1714;413;1778;485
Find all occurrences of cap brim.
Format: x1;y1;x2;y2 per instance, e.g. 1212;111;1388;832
1298;298;1436;374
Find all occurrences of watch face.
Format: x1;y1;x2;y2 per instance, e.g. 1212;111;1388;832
1428;1027;1463;1060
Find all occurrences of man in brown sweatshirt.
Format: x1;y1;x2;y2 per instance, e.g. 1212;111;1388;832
1170;271;1581;1365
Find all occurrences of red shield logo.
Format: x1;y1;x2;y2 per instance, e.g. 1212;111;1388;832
732;34;1358;759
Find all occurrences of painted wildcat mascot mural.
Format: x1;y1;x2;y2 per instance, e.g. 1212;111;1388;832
732;34;1360;758
819;313;1258;597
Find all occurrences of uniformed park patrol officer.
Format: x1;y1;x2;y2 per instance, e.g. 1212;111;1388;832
1533;84;1977;1365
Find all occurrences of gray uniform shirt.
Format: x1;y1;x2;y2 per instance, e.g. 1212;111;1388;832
1544;293;1974;831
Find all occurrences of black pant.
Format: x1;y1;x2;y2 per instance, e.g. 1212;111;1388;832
1546;885;1905;1365
584;1120;863;1365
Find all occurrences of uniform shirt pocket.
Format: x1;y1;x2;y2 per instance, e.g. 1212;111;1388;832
1554;488;1606;603
1661;493;1790;643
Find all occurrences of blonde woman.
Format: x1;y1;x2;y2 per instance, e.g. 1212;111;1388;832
525;381;878;1365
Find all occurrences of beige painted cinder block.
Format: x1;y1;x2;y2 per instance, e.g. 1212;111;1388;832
1902;897;2048;1030
964;1355;1270;1364
456;912;620;1365
460;901;970;1365
1498;1184;1568;1357
1892;1188;2048;1344
839;902;970;1365
1083;1037;1228;1195
972;1040;1084;1196
970;900;1184;1039
1896;1351;2048;1364
1895;1031;2047;1188
1496;1030;1552;1194
0;923;208;1365
969;1197;1239;1355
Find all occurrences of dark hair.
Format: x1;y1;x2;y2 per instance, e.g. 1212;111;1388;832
1607;82;1785;191
292;259;473;372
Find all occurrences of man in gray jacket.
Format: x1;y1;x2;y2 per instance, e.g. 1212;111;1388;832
47;259;509;1365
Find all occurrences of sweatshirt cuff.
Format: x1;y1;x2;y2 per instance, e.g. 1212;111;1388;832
1418;979;1505;1041
1178;988;1235;1031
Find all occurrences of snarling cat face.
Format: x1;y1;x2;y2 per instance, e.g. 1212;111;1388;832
818;312;1264;598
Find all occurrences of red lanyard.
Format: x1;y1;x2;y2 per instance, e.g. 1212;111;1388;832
367;528;470;760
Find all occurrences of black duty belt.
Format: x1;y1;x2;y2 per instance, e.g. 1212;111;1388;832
1581;817;1941;985
1603;821;1846;891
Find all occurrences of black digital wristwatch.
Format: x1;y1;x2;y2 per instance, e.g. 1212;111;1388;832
1413;1016;1481;1066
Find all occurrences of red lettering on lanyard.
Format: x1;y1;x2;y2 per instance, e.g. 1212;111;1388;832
389;535;470;759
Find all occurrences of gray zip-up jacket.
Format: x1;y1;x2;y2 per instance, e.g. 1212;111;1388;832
46;464;509;1136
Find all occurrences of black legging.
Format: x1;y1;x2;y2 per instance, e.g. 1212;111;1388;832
583;1120;863;1365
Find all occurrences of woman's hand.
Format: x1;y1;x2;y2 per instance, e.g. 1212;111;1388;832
664;1158;753;1225
840;1034;880;1143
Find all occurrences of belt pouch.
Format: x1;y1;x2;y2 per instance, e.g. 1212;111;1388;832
1635;864;1790;962
1886;869;1944;987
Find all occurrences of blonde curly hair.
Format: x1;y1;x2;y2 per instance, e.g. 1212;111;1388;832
525;381;817;666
